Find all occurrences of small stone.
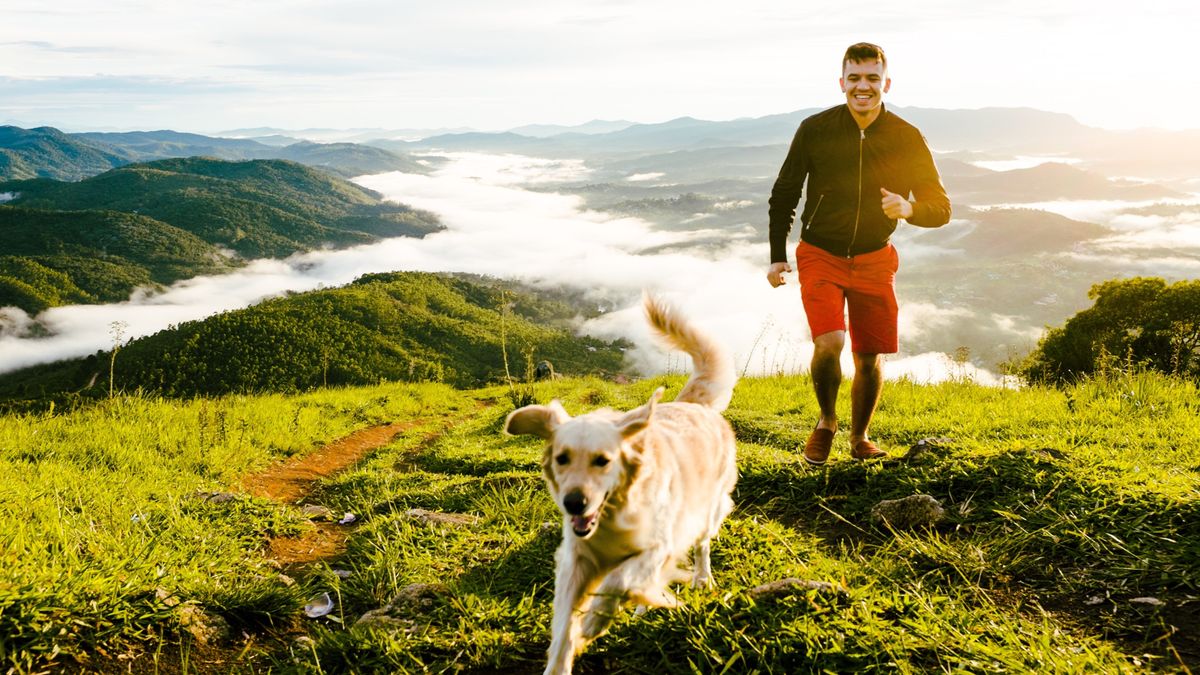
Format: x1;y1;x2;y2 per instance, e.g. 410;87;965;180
300;505;333;520
338;512;357;525
1130;596;1165;606
749;578;849;600
1084;595;1105;605
154;587;181;607
404;508;480;527
870;494;945;529
278;574;296;587
204;492;240;504
176;604;231;644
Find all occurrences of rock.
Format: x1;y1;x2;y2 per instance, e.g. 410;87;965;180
750;578;849;601
870;494;945;528
901;437;953;463
1130;596;1165;607
355;583;446;629
300;504;333;520
404;508;480;527
154;587;181;608
176;604;231;644
278;573;296;587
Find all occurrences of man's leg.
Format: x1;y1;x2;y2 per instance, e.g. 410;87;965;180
802;330;845;465
811;331;846;430
849;352;887;459
849;352;881;442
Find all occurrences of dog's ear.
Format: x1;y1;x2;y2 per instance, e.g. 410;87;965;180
505;399;570;440
616;386;664;440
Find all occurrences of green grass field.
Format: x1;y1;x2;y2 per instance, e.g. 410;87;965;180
1;371;1197;673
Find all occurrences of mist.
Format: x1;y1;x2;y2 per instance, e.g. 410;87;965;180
3;152;1037;384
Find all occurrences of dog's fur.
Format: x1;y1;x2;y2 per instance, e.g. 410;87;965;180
505;294;738;675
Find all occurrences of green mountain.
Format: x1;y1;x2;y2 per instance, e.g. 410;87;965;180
0;272;627;401
0;126;131;181
1;157;442;258
0;207;233;312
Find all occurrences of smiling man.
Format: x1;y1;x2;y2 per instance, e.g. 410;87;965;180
765;42;951;465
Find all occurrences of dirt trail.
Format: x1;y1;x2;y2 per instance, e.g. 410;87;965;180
240;420;425;567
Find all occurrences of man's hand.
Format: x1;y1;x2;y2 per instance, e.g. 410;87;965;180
767;262;792;288
880;188;913;220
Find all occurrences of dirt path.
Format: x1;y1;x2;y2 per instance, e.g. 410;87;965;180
238;420;428;567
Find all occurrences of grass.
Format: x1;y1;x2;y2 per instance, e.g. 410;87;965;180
0;372;1197;672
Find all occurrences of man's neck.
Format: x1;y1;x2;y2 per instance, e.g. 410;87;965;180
848;105;883;130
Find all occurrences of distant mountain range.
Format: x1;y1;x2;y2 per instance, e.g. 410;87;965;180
0;157;442;313
0;126;433;182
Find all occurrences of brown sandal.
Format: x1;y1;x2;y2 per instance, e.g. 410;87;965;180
803;428;835;466
851;439;888;461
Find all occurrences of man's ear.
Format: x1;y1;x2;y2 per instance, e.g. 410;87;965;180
616;387;664;440
505;400;570;439
839;77;846;92
883;77;891;94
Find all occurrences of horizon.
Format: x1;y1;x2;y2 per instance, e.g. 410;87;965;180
2;1;1197;134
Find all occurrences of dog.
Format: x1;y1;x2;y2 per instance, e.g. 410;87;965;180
505;293;738;675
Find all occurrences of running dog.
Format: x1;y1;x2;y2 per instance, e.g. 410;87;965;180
505;293;738;675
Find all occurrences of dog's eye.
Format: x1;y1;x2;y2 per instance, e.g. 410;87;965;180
592;456;610;467
555;453;570;465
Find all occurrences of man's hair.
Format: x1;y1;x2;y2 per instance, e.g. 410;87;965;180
843;42;887;71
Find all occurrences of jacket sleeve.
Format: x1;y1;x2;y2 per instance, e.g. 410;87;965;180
768;124;808;263
905;131;951;228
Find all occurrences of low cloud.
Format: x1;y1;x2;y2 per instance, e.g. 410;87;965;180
3;152;1012;384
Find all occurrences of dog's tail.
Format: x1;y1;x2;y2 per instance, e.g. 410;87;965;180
644;293;736;412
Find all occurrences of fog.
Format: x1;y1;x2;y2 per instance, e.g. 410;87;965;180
1;152;1069;384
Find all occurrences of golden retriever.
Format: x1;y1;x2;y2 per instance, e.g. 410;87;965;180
505;293;738;675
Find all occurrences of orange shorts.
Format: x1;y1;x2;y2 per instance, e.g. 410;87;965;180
795;241;900;354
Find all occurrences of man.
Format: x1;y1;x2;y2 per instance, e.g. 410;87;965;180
766;42;951;465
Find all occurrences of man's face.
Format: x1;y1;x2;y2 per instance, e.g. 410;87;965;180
840;59;890;115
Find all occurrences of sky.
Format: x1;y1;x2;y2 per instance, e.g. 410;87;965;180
1;0;1197;134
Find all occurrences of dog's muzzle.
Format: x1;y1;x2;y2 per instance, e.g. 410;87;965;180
563;490;608;538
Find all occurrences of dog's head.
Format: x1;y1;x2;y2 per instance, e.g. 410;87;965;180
505;388;663;538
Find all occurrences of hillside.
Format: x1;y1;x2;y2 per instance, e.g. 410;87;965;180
0;272;627;401
0;372;1195;672
0;125;131;181
0;206;234;312
0;157;442;258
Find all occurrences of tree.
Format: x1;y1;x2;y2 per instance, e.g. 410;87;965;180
1021;277;1200;384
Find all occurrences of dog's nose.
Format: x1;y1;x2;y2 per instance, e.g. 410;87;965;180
562;489;587;516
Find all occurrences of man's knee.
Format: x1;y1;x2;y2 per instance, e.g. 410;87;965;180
813;330;846;358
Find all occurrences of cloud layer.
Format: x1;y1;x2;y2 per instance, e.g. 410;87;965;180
2;152;1026;386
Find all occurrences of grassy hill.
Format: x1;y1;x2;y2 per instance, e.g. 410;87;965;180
0;206;234;312
0;370;1196;672
1;157;442;259
0;272;627;402
0;125;131;181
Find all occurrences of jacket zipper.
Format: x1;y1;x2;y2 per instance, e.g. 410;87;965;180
803;194;824;233
847;128;865;257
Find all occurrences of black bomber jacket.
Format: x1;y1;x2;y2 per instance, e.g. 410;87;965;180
768;104;951;262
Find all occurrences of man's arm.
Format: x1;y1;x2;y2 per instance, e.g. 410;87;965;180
904;131;951;228
768;124;809;263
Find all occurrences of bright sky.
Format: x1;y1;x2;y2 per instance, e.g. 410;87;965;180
0;0;1195;133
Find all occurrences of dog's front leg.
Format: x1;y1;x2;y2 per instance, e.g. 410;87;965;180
595;546;678;611
545;545;601;675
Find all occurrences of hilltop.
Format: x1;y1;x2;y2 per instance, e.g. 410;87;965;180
0;371;1195;672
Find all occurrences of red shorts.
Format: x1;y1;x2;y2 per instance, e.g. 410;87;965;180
795;241;900;354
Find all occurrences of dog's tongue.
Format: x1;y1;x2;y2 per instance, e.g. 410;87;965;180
572;513;596;532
